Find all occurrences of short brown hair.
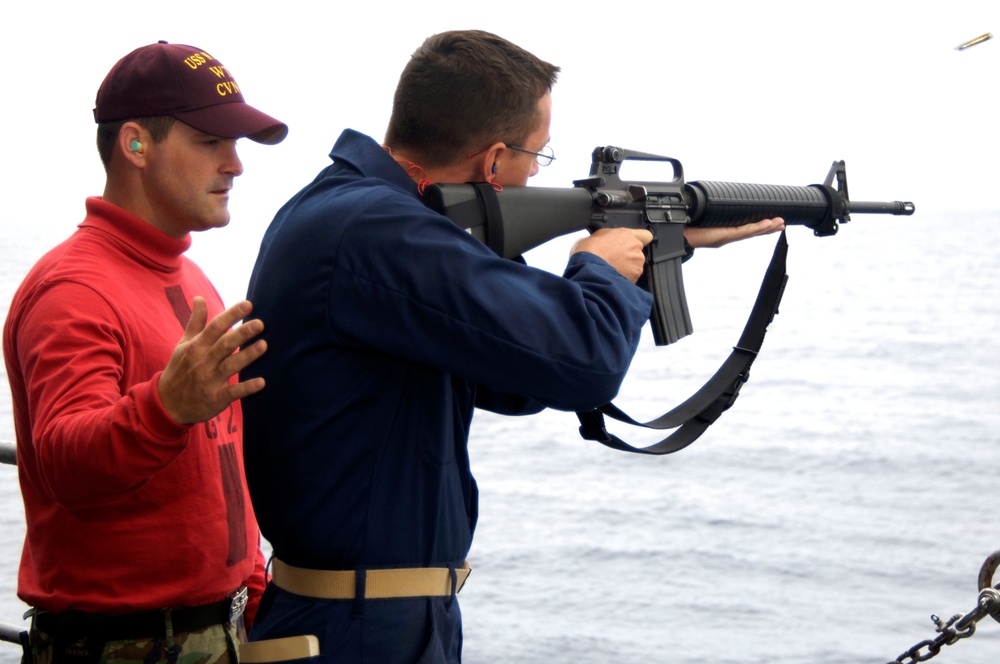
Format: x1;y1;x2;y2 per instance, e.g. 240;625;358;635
384;30;560;167
96;116;177;169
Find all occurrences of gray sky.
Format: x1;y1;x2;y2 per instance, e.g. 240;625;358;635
2;0;996;305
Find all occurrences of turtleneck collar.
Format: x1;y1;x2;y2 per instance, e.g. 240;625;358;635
81;197;192;272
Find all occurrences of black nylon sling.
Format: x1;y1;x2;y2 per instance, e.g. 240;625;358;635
576;231;789;455
472;183;506;257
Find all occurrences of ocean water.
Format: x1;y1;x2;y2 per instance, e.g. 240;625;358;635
1;208;999;663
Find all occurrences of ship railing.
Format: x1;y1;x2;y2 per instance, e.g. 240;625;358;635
0;441;21;646
1;440;14;466
0;621;22;646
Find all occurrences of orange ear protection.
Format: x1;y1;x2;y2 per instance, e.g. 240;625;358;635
130;140;143;153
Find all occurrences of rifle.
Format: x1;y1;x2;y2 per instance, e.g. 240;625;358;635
423;146;914;346
422;147;915;454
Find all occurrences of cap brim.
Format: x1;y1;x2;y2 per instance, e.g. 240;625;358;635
173;102;288;145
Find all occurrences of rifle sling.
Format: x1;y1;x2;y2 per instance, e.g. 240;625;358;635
576;231;789;455
472;183;505;257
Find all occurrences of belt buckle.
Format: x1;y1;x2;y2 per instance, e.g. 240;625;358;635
228;587;248;623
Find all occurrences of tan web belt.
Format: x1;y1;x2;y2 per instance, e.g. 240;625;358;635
271;558;472;599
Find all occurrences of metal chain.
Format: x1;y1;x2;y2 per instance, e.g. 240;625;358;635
888;587;1000;663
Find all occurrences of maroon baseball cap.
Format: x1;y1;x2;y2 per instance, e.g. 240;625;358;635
94;41;287;145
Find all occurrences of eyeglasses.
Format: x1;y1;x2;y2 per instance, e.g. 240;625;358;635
508;144;556;167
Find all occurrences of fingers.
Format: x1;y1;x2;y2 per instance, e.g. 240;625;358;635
741;217;785;237
182;295;210;340
193;300;264;364
219;337;268;379
632;228;654;247
220;318;264;356
572;228;649;283
573;227;651;251
221;375;267;403
158;297;268;424
684;217;785;248
201;300;256;344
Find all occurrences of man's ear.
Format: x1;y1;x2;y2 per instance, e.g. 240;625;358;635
476;142;506;182
119;122;148;167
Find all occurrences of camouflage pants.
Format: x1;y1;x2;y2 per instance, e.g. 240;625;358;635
26;615;246;664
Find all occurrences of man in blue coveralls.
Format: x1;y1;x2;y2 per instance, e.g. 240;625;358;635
241;30;783;663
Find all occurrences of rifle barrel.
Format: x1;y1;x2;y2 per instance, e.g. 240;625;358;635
848;200;915;215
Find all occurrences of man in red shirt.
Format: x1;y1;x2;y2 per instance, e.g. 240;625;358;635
3;41;286;664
